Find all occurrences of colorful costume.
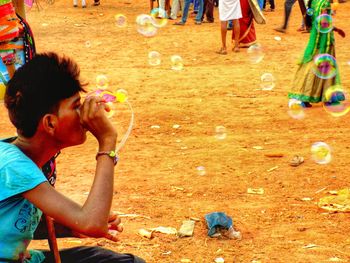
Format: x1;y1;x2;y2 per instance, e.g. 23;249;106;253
288;0;341;103
0;0;35;100
232;0;257;47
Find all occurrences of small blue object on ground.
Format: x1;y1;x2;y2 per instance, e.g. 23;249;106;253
204;212;233;237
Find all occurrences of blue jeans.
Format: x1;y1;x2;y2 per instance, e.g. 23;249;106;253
282;0;296;29
181;0;204;23
41;246;145;263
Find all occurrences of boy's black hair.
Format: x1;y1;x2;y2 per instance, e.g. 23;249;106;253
5;52;86;137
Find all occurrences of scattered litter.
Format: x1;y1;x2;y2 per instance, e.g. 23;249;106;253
289;155;304;167
178;220;195;237
150;226;178;235
150;125;160;129
171;186;185;191
329;190;338;195
274;36;282;41
329;257;343;262
189;217;200;222
302;244;319;249
214;257;225;263
315;187;327;194
41;23;49;27
114;211;151;219
181;146;188;150
138;228;153;239
300;197;313;201
247;188;264;195
264;152;284;158
162;251;171;255
173;124;181;129
297;227;307;232
205;212;241;240
318;188;350;212
267;166;279;172
252;146;263;150
180;259;191;263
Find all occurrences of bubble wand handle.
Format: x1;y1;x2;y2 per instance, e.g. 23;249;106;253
116;100;134;152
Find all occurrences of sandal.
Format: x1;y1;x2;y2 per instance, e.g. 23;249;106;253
93;0;100;6
289;155;304;167
216;48;227;55
174;21;185;26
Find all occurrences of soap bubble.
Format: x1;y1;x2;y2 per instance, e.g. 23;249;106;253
312;54;337;79
315;14;333;34
150;8;168;27
136;14;158;37
170;55;183;70
306;8;314;16
288;99;305;120
215;126;227;140
323;85;350;117
196;166;206;176
96;75;109;89
311;142;331;164
247;43;264;64
148;51;161;66
115;14;127;27
260;73;275;90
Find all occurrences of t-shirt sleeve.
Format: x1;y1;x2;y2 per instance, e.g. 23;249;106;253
0;158;47;201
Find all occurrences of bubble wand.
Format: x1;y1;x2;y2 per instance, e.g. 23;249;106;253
97;89;134;153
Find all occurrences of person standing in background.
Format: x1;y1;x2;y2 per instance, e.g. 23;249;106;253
217;0;242;54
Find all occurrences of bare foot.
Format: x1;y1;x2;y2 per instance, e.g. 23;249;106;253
233;46;240;53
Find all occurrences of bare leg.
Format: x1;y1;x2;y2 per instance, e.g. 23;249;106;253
220;21;227;50
232;19;240;52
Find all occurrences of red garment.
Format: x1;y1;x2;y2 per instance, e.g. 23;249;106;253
232;0;257;47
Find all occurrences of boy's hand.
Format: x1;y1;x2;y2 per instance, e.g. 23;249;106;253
104;213;123;242
80;96;117;145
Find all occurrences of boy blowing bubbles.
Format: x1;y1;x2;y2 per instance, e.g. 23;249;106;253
0;52;145;262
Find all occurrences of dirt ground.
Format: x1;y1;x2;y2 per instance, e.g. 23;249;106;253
1;0;350;262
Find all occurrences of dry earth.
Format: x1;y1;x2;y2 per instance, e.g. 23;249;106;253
1;0;350;262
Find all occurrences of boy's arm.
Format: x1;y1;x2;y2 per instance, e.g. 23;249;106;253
24;96;118;240
33;217;76;239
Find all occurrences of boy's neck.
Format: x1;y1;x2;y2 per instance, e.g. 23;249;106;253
13;135;59;168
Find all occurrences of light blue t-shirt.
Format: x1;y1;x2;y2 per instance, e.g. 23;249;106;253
0;141;47;262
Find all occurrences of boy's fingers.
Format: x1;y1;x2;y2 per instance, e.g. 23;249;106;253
105;230;119;242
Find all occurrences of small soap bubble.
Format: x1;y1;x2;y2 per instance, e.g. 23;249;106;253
215;126;227;140
148;51;161;66
323;85;350;117
105;101;116;119
196;166;206;176
247;43;264;64
136;14;158;37
306;8;314;16
315;14;333;34
116;89;128;103
115;14;127;27
312;54;337;79
96;75;109;89
85;41;91;48
100;90;116;103
260;73;275;90
170;55;183;70
311;142;331;164
288;99;305;120
150;8;168;27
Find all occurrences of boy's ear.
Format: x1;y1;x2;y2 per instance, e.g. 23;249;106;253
42;114;58;135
